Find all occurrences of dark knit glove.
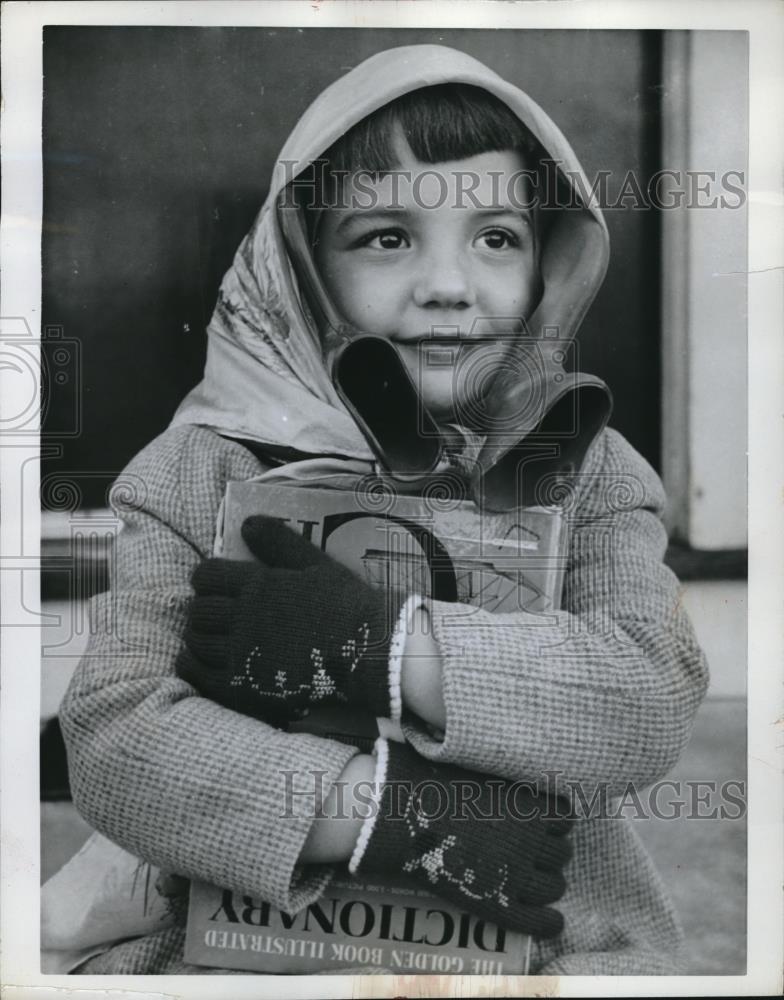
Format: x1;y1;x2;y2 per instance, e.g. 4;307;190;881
176;515;409;722
352;740;573;939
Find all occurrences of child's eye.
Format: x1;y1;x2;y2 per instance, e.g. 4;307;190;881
476;228;521;250
356;229;410;251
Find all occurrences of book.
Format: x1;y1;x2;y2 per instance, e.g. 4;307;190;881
218;481;565;616
184;478;566;973
185;874;531;975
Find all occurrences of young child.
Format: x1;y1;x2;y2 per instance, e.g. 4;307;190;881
59;44;709;975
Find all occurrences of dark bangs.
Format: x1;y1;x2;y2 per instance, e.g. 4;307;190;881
323;83;537;175
297;84;540;223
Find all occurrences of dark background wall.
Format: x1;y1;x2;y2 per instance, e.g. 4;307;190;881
42;27;662;509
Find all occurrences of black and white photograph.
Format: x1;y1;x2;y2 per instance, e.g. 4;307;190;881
1;1;782;996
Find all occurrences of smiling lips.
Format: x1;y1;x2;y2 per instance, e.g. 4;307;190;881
393;335;501;345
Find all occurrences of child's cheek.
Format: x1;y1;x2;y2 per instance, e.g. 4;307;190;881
347;271;403;338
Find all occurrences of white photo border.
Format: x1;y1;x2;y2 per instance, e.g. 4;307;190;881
1;1;782;997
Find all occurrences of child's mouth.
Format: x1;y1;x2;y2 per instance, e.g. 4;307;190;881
394;335;501;351
394;336;504;360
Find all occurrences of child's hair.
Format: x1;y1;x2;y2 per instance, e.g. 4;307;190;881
322;83;539;175
300;83;542;231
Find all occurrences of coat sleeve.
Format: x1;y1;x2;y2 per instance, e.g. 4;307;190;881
401;429;710;797
58;425;358;913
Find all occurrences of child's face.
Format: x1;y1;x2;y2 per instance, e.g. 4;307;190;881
314;138;540;422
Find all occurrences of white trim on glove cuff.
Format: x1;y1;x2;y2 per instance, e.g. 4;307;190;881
387;593;425;723
347;737;389;874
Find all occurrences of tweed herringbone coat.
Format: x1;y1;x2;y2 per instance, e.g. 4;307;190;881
60;422;708;974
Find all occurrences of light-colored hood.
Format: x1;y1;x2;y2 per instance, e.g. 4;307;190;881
170;43;610;478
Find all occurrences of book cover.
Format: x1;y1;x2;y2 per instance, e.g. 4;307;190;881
218;481;565;617
185;875;531;975
184;479;565;973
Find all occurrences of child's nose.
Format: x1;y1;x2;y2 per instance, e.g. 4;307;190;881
413;251;475;311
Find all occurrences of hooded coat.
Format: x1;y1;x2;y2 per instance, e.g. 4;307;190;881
59;45;709;975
